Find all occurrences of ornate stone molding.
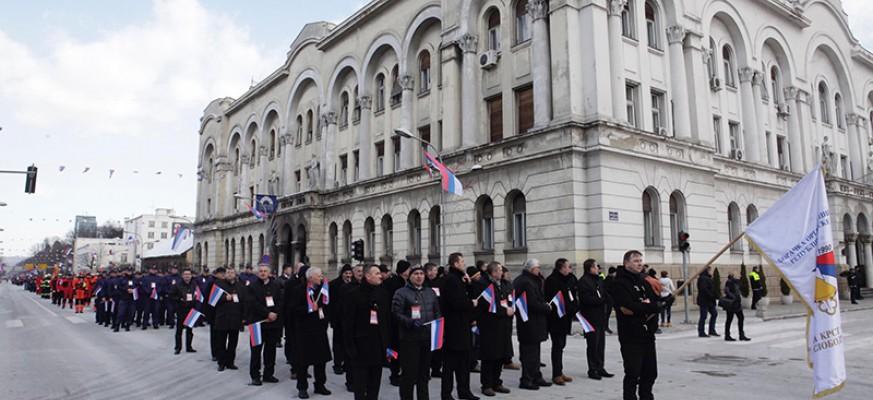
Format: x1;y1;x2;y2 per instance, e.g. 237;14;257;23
240;154;250;164
608;0;627;17
752;71;766;88
738;67;756;83
847;113;863;128
358;96;373;110
258;145;267;157
665;25;686;45
324;111;338;126
846;233;859;242
399;75;415;91
783;86;799;102
458;34;478;54
527;0;549;21
859;234;873;244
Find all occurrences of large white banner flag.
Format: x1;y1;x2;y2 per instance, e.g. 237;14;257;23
745;166;846;398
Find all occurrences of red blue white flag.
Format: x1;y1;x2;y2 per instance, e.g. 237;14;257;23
207;285;226;307
478;284;497;313
183;309;202;328
550;291;567;318
386;347;399;361
319;282;330;305
422;150;463;196
248;321;263;347
194;286;204;303
515;292;529;322
575;311;596;333
428;317;445;351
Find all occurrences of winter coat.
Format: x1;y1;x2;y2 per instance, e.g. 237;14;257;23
609;268;660;341
721;278;742;313
289;282;332;366
696;272;717;307
577;273;608;329
343;281;392;367
213;279;245;331
392;281;441;341
169;279;198;316
245;278;284;331
544;271;578;336
473;276;514;361
513;269;550;344
439;267;475;351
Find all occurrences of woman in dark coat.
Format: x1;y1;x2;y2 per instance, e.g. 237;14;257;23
722;273;750;342
290;267;332;398
473;262;514;396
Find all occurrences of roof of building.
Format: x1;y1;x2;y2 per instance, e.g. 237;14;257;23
142;231;194;259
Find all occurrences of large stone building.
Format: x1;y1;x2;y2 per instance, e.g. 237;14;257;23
194;0;873;289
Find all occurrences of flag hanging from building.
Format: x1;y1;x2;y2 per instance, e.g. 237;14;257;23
248;205;265;221
422;150;463;196
248;321;263;347
207;285;226;307
744;165;845;398
183;309;202;328
255;194;278;215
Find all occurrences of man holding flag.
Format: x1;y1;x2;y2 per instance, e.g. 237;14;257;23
744;166;846;398
577;259;613;380
543;258;578;386
168;268;199;354
439;253;479;400
513;259;552;391
140;265;162;330
212;267;244;371
245;263;284;386
289;266;331;398
392;264;440;400
343;265;392;400
473;261;514;396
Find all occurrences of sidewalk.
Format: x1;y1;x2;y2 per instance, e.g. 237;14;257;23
758;298;873;321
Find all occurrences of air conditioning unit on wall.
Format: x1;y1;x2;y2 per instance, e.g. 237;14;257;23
709;76;722;92
479;50;499;70
730;148;744;161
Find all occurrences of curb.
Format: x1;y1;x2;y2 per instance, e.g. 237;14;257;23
761;304;873;321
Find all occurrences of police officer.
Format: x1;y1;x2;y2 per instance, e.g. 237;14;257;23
392;264;440;400
163;266;181;329
132;270;145;327
610;250;660;400
439;253;479;400
169;268;198;354
246;263;283;386
578;259;614;380
141;266;162;330
213;267;244;371
113;269;136;332
344;265;390;400
290;266;331;398
749;266;763;310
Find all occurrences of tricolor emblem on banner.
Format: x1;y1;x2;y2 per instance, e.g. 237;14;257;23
319;282;330;305
744;166;845;398
479;284;497;313
575;311;596;334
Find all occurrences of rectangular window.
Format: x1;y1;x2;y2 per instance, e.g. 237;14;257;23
626;82;640;128
487;95;503;142
148;221;155;228
841;155;850;179
651;90;666;135
646;18;659;49
353;150;360;181
765;131;773;166
392;136;401;172
481;217;494;250
516;86;534;134
512;212;526;248
621;1;636;39
295;170;301;192
376;141;385;177
148;232;155;239
419;125;431;149
249;186;255;203
161;222;168;228
161;232;168;239
488;27;501;51
207;198;212;215
516;12;531;43
339;154;348;186
713;116;723;154
728;122;740;152
776;135;787;169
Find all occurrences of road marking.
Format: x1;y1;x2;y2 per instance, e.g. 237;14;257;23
29;298;58;317
65;316;85;324
5;320;23;328
843;336;873;352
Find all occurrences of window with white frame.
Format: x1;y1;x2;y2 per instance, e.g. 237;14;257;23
722;45;736;88
728;121;740;152
651;90;666;134
487;9;501;51
621;0;636;39
713;116;723;154
645;1;660;50
515;0;531;44
818;82;831;125
626;82;640;128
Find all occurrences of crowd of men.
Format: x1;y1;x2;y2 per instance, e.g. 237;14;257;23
18;250;665;400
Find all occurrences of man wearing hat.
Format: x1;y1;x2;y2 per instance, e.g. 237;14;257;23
329;264;354;376
141;265;162;330
392;264;440;400
383;260;410;386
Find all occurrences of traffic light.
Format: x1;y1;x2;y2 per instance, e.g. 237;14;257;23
24;165;38;194
678;231;690;253
351;239;365;261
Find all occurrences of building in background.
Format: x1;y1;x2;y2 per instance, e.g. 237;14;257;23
73;238;129;271
124;208;192;268
141;230;195;270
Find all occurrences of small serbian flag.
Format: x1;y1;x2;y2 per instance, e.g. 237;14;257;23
319;282;330;305
550;291;567;318
575;311;596;333
429;317;445;351
150;287;159;301
194;286;204;303
478;284;497;313
131;287;139;301
515;292;529;322
183;309;202;328
386;347;399;361
94;286;102;297
306;288;318;313
471;325;480;335
207;285;226;307
248;321;263;347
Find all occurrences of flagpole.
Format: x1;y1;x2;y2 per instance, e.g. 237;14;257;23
671;233;746;298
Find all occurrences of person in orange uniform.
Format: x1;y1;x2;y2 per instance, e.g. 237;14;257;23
73;272;91;313
62;274;75;309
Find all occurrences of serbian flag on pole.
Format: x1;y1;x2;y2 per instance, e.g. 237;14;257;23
150;287;159;301
207;285;226;307
575;311;596;333
194;286;204;303
478;284;497;313
306;288;318;313
515;292;529;322
422;150;463;196
550;291;566;318
744;165;845;398
183;309;202;328
319;282;330;305
248;321;263;347
428;317;445;351
386;348;399;361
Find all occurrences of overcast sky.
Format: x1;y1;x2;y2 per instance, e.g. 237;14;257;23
1;0;872;257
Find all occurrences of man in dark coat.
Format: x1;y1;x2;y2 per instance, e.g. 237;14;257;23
392;265;440;400
344;265;391;400
543;258;578;386
290;266;332;398
383;260;410;386
206;268;226;361
696;266;719;337
578;259;614;380
439;253;479;400
610;251;660;400
140;265;162;330
330;264;354;375
284;266;304;378
213;268;244;371
513;259;552;390
473;261;513;396
424;262;445;378
246;264;284;386
168;268;198;353
162;266;181;328
338;264;364;391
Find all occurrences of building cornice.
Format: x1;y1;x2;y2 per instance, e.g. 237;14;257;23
763;0;811;28
317;0;392;50
225;69;290;115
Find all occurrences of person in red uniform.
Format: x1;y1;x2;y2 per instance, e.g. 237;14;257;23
73;272;91;313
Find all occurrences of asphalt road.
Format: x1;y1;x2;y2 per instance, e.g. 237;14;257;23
1;283;871;400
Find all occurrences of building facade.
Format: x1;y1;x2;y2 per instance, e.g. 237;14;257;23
73;238;130;271
194;0;873;290
124;208;192;267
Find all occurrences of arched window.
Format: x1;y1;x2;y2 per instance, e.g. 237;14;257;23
645;1;660;50
249;139;257;166
381;214;393;258
247;235;253;266
258;234;265;260
835;93;845;129
353;85;361;122
230;238;236;266
819;82;831;125
269;129;276;159
296;115;303;144
203;242;208;267
746;204;758;225
621;0;636;39
408;210;422;257
306;110;314;142
486;9;501;51
390;64;402;106
770;66;782;105
375;73;386;112
342;220;352;261
364;217;375;260
233;147;240;176
642;188;661;247
722;45;736;88
507;191;527;249
515;0;531;44
329;223;338;261
669;191;686;250
339;92;349;129
476;195;495;251
728;202;742;251
419;51;431;94
429;206;441;258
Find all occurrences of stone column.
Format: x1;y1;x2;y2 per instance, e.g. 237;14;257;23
440;42;462;151
796;88;814;172
607;0;627;123
459;34;482;147
783;87;804;172
846;234;858;267
323;112;338;188
529;0;552;128
862;235;873;288
259;145;269;193
738;67;761;163
357;95;373;180
847;113;864;180
751;72;775;167
399;74;416;169
684;31;715;146
666;25;691;140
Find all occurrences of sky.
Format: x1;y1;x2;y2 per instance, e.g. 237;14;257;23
0;0;872;258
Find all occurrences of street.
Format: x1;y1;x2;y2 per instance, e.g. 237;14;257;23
1;283;870;400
